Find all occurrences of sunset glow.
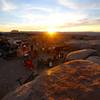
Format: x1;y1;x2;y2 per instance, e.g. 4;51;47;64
0;0;100;32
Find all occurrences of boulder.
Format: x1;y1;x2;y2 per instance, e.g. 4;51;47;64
87;56;100;65
2;60;100;100
67;49;97;61
65;40;92;50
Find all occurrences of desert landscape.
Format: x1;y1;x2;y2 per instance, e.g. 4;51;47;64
0;0;100;99
0;32;100;100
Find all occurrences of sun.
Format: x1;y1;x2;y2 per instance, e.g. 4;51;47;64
47;28;56;37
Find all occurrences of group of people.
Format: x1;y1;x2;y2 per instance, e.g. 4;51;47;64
22;42;66;73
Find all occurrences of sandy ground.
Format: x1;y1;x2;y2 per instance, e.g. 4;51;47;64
0;58;32;99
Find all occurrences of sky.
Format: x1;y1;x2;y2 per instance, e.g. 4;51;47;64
0;0;100;32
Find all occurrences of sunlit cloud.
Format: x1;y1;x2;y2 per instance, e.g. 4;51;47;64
78;18;100;25
0;11;89;32
58;25;100;32
19;10;87;26
0;0;16;12
58;0;100;9
57;18;100;31
0;23;48;32
0;23;100;32
24;4;53;13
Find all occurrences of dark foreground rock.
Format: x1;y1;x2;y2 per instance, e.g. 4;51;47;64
2;60;100;100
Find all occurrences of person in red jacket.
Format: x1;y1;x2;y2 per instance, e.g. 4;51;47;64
24;59;34;70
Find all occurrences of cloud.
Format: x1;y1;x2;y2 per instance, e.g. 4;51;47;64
0;23;49;32
18;10;87;27
79;18;100;25
12;4;54;22
24;5;53;13
57;18;100;29
58;0;100;9
58;0;76;9
0;0;16;12
0;18;100;32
